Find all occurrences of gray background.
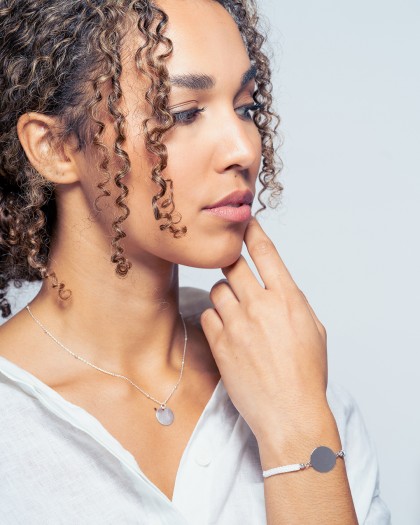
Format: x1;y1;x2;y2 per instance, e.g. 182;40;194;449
3;0;419;523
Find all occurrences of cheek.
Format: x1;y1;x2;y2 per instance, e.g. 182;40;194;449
162;127;263;208
138;130;262;267
114;122;262;267
162;141;211;215
251;128;263;175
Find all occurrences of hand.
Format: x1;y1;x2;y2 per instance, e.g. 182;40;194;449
200;217;330;443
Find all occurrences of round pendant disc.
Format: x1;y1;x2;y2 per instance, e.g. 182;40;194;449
156;406;174;426
310;446;336;473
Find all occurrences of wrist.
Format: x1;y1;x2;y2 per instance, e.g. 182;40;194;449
255;405;341;472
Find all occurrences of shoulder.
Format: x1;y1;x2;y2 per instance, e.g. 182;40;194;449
0;362;41;448
0;357;38;410
0;309;26;360
0;306;42;367
179;286;212;326
0;303;67;387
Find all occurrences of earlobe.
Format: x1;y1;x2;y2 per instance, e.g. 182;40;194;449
16;112;80;184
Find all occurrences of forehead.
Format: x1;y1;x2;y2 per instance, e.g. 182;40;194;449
157;0;251;76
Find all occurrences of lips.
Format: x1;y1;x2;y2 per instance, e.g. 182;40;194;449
202;189;254;223
203;189;254;210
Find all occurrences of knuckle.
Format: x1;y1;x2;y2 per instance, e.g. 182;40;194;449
211;278;229;290
209;280;230;305
251;239;275;256
299;289;308;301
200;308;213;322
246;297;264;320
286;282;302;298
210;280;228;296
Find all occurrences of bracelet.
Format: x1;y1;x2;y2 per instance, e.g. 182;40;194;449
262;446;345;478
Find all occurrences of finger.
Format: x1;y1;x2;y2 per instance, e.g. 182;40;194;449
300;291;327;341
200;307;223;347
244;217;296;292
222;255;263;302
209;279;239;322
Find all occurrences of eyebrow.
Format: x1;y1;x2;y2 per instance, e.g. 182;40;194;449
169;64;257;91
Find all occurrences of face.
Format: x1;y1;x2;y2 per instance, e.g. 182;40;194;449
75;0;262;270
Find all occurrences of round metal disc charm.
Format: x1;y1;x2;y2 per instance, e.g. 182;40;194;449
155;406;174;426
310;446;336;473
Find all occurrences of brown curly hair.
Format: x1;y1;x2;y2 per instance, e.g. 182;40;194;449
0;0;282;318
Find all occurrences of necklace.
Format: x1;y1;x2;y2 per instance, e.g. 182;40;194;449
25;305;188;426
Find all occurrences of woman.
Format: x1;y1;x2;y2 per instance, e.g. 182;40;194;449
0;0;390;523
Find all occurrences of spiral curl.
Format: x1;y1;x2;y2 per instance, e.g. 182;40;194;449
0;0;283;318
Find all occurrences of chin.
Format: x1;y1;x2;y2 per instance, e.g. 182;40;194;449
147;221;247;268
180;242;243;270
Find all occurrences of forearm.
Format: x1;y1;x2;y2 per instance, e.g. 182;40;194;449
257;407;358;525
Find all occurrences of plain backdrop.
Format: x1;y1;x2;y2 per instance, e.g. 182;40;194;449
2;0;419;523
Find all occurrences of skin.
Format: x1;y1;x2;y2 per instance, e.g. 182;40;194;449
0;0;358;522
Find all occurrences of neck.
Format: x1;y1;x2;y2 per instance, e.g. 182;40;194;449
31;224;185;378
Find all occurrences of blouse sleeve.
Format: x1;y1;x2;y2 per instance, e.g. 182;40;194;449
327;382;392;525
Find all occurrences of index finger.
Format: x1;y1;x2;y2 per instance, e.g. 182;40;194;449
244;217;296;292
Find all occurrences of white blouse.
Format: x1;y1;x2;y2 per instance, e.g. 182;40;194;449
0;289;391;524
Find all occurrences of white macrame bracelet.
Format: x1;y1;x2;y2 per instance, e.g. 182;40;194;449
262;446;345;478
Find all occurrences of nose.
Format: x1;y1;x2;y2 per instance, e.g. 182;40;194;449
213;112;261;175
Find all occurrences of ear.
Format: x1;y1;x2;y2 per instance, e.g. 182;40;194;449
17;112;80;184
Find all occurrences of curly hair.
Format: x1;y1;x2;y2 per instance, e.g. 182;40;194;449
0;0;282;318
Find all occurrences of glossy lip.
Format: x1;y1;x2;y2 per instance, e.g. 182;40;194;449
203;189;254;209
203;204;252;223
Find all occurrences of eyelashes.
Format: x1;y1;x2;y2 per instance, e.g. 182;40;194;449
172;106;206;125
235;102;263;120
171;102;263;126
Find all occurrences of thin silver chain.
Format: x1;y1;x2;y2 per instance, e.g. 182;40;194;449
26;305;188;410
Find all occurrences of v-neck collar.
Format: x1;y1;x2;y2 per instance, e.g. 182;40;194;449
0;356;225;509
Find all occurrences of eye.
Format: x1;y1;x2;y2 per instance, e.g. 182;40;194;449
172;107;205;125
236;102;263;120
